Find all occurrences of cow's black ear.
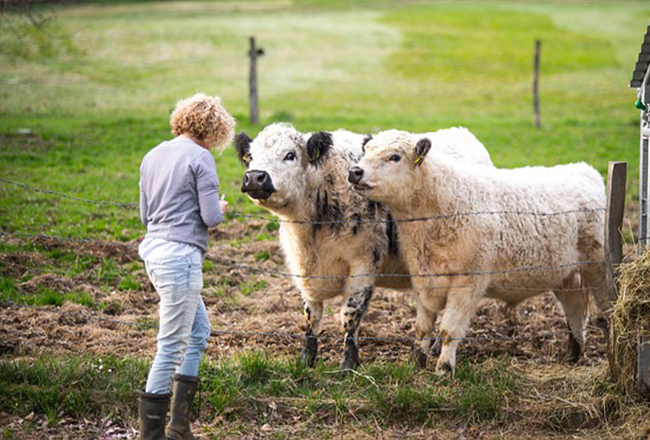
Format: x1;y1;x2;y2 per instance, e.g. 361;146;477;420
414;138;431;167
306;131;333;167
361;135;372;153
234;132;253;167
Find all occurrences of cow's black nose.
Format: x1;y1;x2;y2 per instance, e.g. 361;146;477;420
241;170;275;199
244;170;269;187
348;167;364;184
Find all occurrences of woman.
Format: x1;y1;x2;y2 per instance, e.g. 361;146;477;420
138;93;234;440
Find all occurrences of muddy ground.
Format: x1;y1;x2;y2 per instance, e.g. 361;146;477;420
0;220;632;439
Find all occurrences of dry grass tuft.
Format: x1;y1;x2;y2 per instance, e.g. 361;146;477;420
611;249;650;396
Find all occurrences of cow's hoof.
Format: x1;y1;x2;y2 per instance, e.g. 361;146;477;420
435;360;454;379
566;335;582;363
593;316;608;333
340;351;360;371
300;350;317;368
301;337;318;368
429;337;442;357
410;348;427;369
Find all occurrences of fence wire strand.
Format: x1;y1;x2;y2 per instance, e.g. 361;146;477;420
0;177;606;225
1;300;582;343
0;177;138;208
0;231;605;281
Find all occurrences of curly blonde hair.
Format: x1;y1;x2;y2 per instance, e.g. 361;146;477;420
170;93;235;151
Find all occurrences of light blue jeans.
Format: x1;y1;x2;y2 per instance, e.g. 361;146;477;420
144;249;211;394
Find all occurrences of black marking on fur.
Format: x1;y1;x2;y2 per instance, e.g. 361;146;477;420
441;361;453;375
340;287;374;370
351;213;362;236
361;135;372;154
414;137;432;167
313;188;344;237
367;200;377;220
234;132;253;167
343;287;374;331
386;212;399;256
306;132;333;167
372;247;381;267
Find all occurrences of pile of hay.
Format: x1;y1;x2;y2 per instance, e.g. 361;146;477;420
611;249;650;395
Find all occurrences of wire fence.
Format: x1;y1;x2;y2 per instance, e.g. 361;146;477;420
2;299;585;344
0;177;610;345
0;230;605;282
0;177;606;225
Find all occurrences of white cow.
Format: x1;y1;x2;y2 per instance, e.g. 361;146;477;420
349;129;608;376
235;123;492;369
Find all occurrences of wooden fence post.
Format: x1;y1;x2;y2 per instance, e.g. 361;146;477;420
533;39;541;129
248;36;264;125
605;161;627;302
606;161;626;380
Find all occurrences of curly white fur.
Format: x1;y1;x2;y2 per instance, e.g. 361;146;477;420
237;123;492;369
354;129;607;374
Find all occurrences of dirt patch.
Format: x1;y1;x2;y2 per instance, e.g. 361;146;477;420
29;234;139;264
0;218;610;364
0;220;625;439
0;251;49;278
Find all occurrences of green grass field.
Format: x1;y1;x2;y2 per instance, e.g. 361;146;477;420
1;0;648;238
1;1;650;438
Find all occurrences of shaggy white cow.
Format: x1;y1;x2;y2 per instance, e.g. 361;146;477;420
349;130;608;375
234;123;492;369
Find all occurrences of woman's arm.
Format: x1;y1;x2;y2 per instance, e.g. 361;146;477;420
194;151;223;227
139;178;149;226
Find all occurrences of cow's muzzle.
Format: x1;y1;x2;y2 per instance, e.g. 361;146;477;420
241;170;275;200
348;167;364;184
349;166;372;192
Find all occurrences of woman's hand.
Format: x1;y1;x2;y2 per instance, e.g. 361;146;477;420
220;200;229;213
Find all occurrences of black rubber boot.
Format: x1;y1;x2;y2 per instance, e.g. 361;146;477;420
138;390;171;440
166;375;199;440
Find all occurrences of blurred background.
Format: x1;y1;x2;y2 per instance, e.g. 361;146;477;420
1;0;648;239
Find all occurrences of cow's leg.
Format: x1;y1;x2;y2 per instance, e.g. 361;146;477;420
505;303;518;337
581;264;610;332
436;279;484;377
301;298;323;368
339;269;374;371
554;272;588;363
412;277;450;368
410;296;437;369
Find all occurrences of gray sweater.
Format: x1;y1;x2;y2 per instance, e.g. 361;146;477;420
139;136;223;252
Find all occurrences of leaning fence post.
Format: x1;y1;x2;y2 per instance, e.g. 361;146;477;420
248;36;264;125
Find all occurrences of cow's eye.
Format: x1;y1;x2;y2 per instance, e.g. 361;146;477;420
389;154;401;162
284;151;297;161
